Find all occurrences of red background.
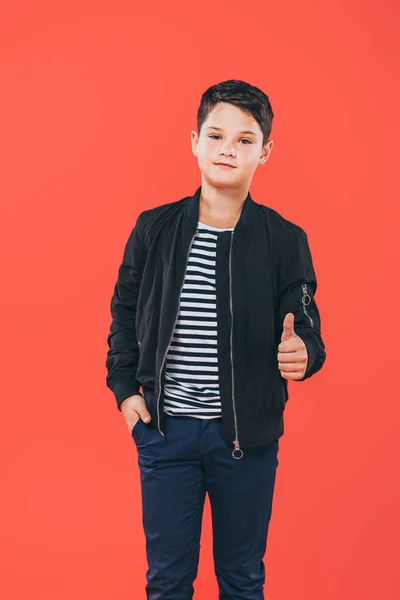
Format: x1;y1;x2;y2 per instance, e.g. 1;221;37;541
1;1;399;598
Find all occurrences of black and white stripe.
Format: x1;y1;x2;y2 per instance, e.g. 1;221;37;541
163;221;234;419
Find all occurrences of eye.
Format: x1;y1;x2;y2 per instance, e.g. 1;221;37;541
208;135;252;144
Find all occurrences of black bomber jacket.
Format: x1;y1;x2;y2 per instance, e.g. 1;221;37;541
105;185;326;457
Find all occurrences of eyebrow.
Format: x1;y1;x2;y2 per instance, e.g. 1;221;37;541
206;126;258;136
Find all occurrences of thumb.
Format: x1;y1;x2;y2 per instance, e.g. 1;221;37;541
136;401;152;423
281;313;295;342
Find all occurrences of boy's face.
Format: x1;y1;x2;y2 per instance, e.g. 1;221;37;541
191;102;273;190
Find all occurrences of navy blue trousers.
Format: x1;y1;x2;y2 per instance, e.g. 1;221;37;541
131;414;280;600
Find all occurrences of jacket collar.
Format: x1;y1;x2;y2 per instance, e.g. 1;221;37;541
184;185;260;233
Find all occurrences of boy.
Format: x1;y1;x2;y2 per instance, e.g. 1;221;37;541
105;79;326;599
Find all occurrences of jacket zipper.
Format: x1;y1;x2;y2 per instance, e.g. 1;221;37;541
229;231;243;460
156;231;197;437
301;284;314;327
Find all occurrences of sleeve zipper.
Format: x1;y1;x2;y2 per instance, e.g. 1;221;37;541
301;284;314;327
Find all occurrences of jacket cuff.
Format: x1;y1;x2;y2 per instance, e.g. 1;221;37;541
112;378;143;411
295;334;317;382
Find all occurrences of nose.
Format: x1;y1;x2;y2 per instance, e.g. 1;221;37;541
219;144;236;157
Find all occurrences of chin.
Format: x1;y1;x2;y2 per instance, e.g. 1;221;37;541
208;176;245;191
206;168;238;180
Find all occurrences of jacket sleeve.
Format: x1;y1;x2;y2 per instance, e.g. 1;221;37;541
105;212;148;410
278;225;326;381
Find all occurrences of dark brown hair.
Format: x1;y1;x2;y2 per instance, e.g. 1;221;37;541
197;79;274;146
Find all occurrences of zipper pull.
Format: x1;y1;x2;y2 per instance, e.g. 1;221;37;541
301;284;314;327
301;284;311;306
232;439;243;460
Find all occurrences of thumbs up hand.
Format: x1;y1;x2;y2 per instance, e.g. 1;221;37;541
278;313;308;380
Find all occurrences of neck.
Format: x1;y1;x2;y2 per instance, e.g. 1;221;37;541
199;177;249;222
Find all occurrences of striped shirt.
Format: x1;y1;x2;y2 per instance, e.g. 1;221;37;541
163;220;234;419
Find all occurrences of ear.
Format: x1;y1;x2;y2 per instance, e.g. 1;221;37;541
191;130;199;156
260;139;274;164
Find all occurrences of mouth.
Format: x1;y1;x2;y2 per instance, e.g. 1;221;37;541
214;163;236;169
